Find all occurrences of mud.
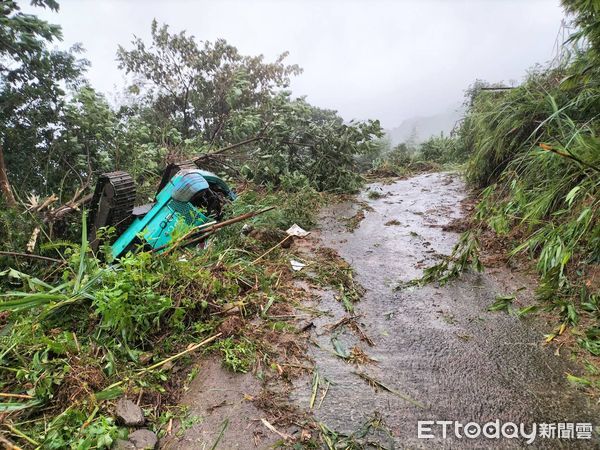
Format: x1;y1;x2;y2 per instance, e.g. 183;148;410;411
164;172;599;449
161;356;282;449
293;172;599;448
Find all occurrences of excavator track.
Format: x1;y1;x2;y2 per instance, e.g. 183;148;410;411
88;171;136;252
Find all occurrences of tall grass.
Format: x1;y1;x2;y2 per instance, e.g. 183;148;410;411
457;51;600;353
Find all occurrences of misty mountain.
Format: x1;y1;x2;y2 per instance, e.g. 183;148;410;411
386;106;465;146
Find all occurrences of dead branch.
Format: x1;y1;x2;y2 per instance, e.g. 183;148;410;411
45;193;93;223
0;143;16;207
26;227;40;253
0;251;62;264
0;432;21;450
190;135;263;165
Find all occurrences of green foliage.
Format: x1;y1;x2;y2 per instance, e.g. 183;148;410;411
0;7;382;237
419;134;464;164
406;231;483;287
0;181;329;446
559;2;600;95
244;96;383;192
0;3;380;449
488;295;515;313
459;69;599;300
117;19;301;143
0;0;61;68
371;142;415;176
307;248;364;312
371;133;464;177
93;252;173;345
0;0;91;200
117;22;383;194
42;409;124;450
444;1;600;356
215;337;256;373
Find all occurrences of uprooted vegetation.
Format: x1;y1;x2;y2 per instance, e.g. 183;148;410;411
0;2;382;447
0;183;370;447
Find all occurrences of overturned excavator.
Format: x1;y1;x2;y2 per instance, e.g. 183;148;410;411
88;161;236;258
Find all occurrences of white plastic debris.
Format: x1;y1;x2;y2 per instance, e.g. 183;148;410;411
286;223;309;237
241;223;254;236
290;259;306;271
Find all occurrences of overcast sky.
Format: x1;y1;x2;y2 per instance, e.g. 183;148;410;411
26;0;566;128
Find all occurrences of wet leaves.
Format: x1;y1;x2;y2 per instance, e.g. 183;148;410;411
487;295;515;313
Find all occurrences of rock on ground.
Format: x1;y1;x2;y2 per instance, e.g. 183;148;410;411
128;429;158;449
115;398;145;427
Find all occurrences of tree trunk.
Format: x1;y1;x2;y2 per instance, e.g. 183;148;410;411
0;142;17;207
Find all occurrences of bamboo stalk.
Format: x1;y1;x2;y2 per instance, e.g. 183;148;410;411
4;424;39;447
0;393;33;400
158;220;217;256
191;136;263;165
251;235;292;264
139;333;222;373
105;333;222;391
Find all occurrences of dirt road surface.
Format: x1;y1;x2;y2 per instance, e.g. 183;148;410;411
166;172;599;449
294;172;598;448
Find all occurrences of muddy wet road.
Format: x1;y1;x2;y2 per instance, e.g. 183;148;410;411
166;172;598;449
293;172;599;448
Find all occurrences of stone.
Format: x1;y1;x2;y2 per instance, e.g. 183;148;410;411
114;439;136;450
115;398;145;426
128;429;158;449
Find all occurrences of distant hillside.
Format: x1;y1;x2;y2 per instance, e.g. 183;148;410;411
387;106;465;146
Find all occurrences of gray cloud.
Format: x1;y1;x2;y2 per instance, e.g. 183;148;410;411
26;0;565;127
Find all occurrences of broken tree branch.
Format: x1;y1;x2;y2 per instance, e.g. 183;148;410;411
0;143;16;207
45;193;93;223
0;432;21;450
251;235;293;264
26;227;40;253
156;206;275;254
190;135;263;165
0;251;62;264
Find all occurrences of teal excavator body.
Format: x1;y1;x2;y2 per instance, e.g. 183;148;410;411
89;164;235;258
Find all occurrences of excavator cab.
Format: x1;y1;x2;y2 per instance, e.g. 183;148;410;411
88;164;235;258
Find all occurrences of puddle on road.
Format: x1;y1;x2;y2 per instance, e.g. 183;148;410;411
293;172;599;448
